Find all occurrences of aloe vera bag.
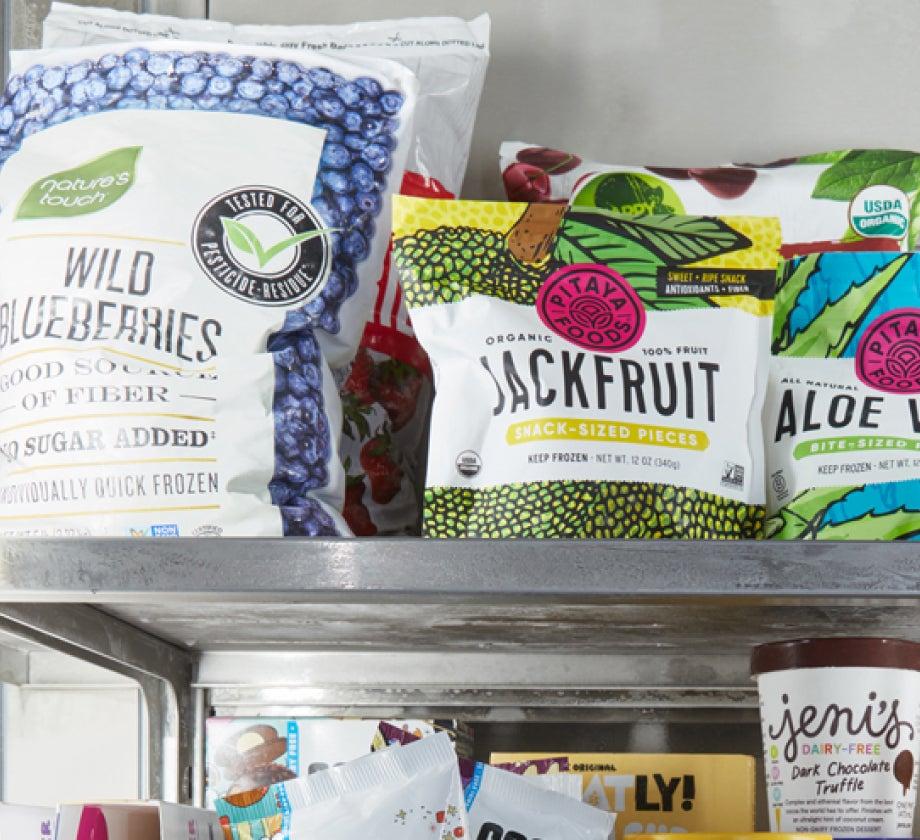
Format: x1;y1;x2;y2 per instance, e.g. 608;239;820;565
767;251;920;539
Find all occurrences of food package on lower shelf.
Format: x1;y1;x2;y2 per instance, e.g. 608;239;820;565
489;753;756;840
206;717;471;808
55;802;221;840
0;803;54;840
217;731;466;840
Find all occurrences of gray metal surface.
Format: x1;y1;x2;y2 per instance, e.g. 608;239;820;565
1;538;919;602
0;603;196;802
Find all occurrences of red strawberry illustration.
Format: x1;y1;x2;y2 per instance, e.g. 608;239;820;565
343;347;375;406
360;434;403;505
453;828;465;837
343;476;377;537
373;359;423;432
435;812;446;825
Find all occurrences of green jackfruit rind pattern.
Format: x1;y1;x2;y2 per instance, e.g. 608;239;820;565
393;226;547;309
423;481;764;539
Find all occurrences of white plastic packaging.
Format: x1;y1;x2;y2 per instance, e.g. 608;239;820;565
216;731;466;840
0;41;417;537
465;763;615;840
43;3;491;535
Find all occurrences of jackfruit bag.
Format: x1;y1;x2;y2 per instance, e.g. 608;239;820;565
392;197;780;538
767;251;920;539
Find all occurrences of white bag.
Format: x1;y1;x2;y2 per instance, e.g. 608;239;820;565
217;731;466;840
465;763;615;840
0;41;417;537
43;3;492;536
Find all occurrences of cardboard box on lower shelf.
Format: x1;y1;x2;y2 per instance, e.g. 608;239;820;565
55;802;222;840
489;753;756;840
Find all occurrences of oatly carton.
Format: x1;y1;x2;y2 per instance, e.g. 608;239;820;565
55;802;222;840
489;753;756;840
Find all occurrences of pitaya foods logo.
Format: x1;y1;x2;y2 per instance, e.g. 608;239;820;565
855;308;920;394
193;185;332;306
536;263;646;353
849;185;909;239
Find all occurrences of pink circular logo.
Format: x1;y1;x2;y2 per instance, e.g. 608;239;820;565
536;264;646;352
856;308;920;394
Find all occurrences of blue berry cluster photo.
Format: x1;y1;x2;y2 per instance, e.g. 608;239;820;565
0;47;407;536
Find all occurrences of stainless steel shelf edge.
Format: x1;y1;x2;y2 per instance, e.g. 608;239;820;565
0;539;918;603
0;603;196;802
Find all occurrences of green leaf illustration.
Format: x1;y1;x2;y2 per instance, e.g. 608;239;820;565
765;485;850;539
812;149;920;200
777;254;909;358
220;217;334;269
909;195;920;249
772;253;821;347
220;217;262;258
796;150;851;165
567;209;752;265
16;146;141;220
818;508;920;540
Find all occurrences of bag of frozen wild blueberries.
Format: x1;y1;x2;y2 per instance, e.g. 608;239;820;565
43;2;492;536
0;41;417;537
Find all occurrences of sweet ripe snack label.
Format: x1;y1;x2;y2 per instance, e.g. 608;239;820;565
766;252;920;539
392;197;780;538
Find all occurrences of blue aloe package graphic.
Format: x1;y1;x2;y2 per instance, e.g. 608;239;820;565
0;41;417;537
767;251;920;539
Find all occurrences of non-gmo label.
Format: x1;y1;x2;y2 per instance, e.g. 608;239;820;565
536;263;645;352
192;185;331;307
849;185;910;239
855;308;920;394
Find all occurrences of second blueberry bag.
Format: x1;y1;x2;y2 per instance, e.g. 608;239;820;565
0;41;417;536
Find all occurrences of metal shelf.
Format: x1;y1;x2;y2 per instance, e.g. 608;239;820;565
0;537;917;805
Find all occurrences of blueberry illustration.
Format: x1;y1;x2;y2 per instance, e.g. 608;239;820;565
343;132;368;151
215;57;244;78
307;67;336;88
380;91;403;114
146;53;173;76
259;93;288;116
337;82;362;107
250;58;274;80
355;190;381;214
179;73;207;96
23;64;45;84
276;62;301;85
130;70;155;93
349;161;375;192
98;53;119;71
361;142;390;172
175;56;200;75
355;76;382;98
11;88;30;116
153;74;176;94
361;116;385;138
313;92;345;121
342;110;362;132
0;107;13;131
65;62;90;85
342;229;369;260
123;47;150;65
236;79;265;100
321;169;351;195
361;100;382;117
320;142;350;169
41;66;65;91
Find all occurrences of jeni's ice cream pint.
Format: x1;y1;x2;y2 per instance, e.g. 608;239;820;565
751;638;920;838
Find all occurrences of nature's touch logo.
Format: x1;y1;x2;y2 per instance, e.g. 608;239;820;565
849;185;910;239
193;186;332;306
536;263;646;352
856;308;920;394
